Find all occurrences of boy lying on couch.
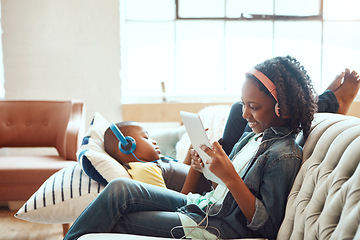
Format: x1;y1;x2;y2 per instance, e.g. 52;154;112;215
103;121;212;192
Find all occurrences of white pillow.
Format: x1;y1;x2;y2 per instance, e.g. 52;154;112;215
15;162;105;224
77;112;130;186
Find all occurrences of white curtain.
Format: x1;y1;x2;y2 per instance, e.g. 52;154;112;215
0;0;4;99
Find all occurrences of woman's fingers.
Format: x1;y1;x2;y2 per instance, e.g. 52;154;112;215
211;141;224;153
200;144;214;157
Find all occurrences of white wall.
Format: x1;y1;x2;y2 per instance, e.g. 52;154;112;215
1;0;122;126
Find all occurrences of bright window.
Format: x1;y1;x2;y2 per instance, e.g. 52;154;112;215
121;0;360;103
0;4;4;99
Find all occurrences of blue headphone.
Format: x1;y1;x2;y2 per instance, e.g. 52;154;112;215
109;123;137;154
109;122;177;163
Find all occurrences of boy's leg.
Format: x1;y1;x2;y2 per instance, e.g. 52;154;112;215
320;69;360;114
220;101;249;155
317;90;339;113
332;69;359;114
64;178;187;240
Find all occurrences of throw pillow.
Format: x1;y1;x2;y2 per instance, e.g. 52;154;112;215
15;162;105;224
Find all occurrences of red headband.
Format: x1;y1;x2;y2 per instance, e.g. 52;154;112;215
247;69;278;102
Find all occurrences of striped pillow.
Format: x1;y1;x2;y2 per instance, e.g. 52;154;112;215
15;162;105;224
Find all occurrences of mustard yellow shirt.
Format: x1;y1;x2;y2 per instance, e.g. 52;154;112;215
126;162;166;188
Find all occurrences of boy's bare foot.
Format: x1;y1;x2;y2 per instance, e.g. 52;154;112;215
333;68;360;115
326;71;345;92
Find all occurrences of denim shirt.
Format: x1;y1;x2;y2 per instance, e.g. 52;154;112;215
179;127;302;239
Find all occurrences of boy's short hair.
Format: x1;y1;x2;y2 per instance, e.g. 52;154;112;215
114;121;140;136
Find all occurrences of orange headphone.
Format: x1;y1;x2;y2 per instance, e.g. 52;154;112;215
247;68;287;118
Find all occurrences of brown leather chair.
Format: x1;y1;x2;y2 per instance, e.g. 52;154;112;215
0;100;84;202
0;100;84;235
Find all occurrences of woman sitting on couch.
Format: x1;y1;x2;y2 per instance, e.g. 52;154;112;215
63;56;351;239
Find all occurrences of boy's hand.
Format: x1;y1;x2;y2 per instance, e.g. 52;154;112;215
190;148;204;173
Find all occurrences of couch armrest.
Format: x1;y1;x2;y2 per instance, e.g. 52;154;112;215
62;100;85;160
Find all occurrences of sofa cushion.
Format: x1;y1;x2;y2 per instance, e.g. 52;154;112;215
148;126;186;159
15;161;105;224
0;156;75;201
77;233;259;240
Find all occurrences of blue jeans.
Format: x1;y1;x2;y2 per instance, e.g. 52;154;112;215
64;178;187;240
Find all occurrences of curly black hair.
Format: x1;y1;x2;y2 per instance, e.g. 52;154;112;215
246;56;318;138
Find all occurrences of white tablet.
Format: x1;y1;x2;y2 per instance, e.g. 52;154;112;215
180;111;224;186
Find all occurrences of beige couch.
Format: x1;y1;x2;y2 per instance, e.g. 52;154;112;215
75;113;360;239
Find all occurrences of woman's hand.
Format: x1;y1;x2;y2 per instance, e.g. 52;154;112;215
201;142;256;222
200;142;238;185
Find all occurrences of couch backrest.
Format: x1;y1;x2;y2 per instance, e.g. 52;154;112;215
278;113;360;239
0;100;84;160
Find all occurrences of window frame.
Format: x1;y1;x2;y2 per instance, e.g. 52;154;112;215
175;0;323;21
121;0;360;104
